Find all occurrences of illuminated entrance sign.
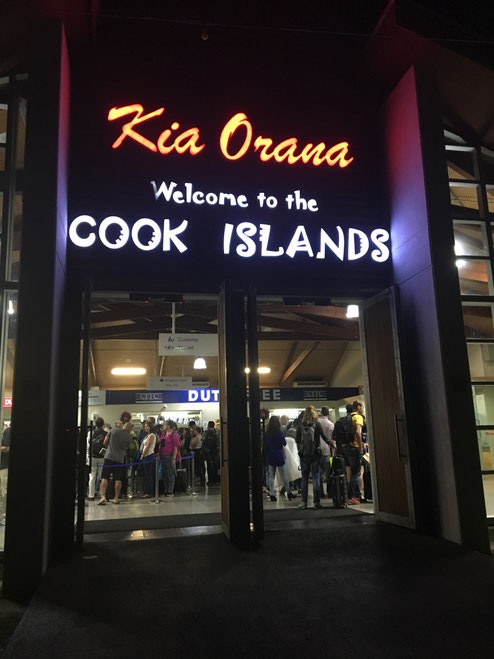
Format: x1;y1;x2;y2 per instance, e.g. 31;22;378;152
108;104;353;169
68;214;390;262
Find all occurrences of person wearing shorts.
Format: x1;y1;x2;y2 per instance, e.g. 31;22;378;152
98;422;132;505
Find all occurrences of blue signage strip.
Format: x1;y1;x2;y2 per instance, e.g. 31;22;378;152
105;387;359;406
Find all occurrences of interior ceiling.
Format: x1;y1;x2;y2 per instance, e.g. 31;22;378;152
90;297;360;390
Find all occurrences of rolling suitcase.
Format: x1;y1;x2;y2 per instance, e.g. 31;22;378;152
330;454;348;508
174;468;187;493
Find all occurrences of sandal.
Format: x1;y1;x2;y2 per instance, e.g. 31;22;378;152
97;498;106;506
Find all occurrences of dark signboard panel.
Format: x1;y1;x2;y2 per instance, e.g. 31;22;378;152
69;19;390;296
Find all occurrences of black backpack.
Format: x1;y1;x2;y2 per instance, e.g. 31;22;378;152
299;423;318;458
202;429;219;454
333;415;352;450
91;428;106;458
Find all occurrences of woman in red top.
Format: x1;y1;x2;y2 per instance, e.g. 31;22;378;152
159;420;181;497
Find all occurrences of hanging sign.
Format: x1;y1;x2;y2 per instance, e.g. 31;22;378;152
158;333;219;357
147;376;193;390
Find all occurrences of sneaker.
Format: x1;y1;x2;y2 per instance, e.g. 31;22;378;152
287;492;296;500
298;502;308;510
165;493;174;498
313;503;324;510
269;495;277;502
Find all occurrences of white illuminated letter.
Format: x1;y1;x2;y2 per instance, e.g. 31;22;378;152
286;225;314;259
99;216;130;249
223;223;234;254
188;390;199;402
259;224;284;256
131;218;161;251
348;228;369;261
151;180;177;201
370;229;390;262
69;215;96;247
162;219;188;253
236;222;257;258
317;226;344;261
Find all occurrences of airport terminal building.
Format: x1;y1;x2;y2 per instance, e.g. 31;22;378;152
0;0;493;598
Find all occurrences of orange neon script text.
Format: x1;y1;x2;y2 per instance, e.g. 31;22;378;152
108;104;354;168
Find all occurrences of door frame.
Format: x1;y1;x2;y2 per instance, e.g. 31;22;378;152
360;287;416;529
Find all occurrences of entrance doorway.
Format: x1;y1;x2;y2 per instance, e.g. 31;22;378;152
75;286;416;545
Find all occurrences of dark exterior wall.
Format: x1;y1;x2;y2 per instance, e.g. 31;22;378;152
385;67;460;542
385;66;489;551
3;22;72;599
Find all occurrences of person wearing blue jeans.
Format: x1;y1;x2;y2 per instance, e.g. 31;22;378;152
295;405;330;509
300;457;322;509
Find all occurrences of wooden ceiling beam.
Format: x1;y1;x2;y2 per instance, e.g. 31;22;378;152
258;315;358;340
280;342;320;383
91;317;217;339
258;304;349;320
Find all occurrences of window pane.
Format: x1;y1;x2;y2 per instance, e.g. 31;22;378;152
16;98;26;170
450;182;479;211
482;474;494;518
9;192;22;281
454;221;488;256
481;146;494;183
0;292;18;544
487;186;494;214
446;146;476;181
478;431;494;471
472;384;494;425
467;343;494;381
457;259;493;295
0;103;7;172
463;304;494;339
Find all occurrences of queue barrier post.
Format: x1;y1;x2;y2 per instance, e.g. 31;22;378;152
152;453;160;504
191;452;197;496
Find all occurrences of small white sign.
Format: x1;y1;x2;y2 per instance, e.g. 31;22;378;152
147;376;193;390
159;333;218;357
78;390;107;406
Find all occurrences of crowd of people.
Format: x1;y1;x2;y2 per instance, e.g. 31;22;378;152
86;412;221;504
264;401;371;509
86;401;371;510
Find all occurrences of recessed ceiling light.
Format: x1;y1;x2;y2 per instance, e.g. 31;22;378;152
194;357;207;369
257;367;271;374
111;367;146;375
346;305;359;319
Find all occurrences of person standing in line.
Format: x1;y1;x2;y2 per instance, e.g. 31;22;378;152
190;424;205;487
341;400;365;505
202;421;220;486
140;420;157;498
0;424;10;526
265;415;295;502
87;417;106;500
284;420;302;494
280;415;290;435
159;420;181;497
98;422;132;505
296;406;330;510
318;406;335;498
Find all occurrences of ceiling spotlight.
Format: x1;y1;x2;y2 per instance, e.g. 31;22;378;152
257;367;271;374
346;305;359;319
111;367;146;375
244;367;251;373
194;356;207;369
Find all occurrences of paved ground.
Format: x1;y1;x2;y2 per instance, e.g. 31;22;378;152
3;516;494;658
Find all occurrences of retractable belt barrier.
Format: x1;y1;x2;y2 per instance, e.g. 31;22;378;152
91;453;198;501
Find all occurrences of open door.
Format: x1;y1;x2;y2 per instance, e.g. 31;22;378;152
217;281;251;547
361;287;415;528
